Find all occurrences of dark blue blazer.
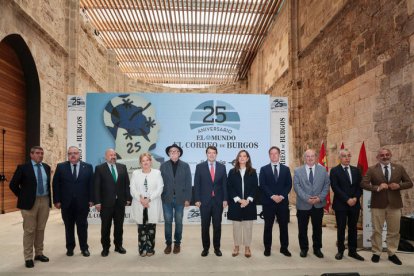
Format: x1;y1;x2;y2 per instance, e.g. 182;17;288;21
227;168;258;221
9;162;52;210
259;163;292;205
94;162;131;207
194;161;227;206
52;161;94;209
330;164;362;211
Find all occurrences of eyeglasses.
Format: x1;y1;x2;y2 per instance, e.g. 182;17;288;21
379;154;390;157
68;152;79;155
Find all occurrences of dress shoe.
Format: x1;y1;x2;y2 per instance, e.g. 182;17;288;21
101;249;109;257
232;246;239;257
201;249;209;257
244;247;251;258
173;244;181;254
146;251;154;257
164;244;172;254
280;248;291;257
264;249;271;257
81;249;90;257
371;254;380;263
214;249;222;256
348;251;364;261
313;249;324;258
335;251;343;260
66;249;74;256
114;246;126;254
300;250;308;258
25;260;34;268
34;255;49;262
388;254;402;265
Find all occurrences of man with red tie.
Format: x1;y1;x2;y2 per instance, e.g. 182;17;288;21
194;146;228;257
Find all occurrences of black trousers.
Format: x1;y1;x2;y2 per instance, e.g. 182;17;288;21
297;206;324;251
100;199;125;250
61;198;90;251
263;202;289;250
335;208;360;253
200;199;223;250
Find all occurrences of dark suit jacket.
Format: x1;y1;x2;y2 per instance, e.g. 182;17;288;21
9;161;52;210
94;162;131;207
53;161;94;209
330;164;362;211
160;159;192;204
259;163;292;206
227;168;258;221
194;161;227;205
361;163;413;209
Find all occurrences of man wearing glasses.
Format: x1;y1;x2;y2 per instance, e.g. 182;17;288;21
361;147;413;265
53;146;94;257
160;143;192;254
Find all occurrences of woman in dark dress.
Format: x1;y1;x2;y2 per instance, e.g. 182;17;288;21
227;150;258;258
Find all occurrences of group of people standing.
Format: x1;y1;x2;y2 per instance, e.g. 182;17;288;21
9;144;412;269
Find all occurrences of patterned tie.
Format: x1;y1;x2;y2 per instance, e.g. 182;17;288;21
36;163;44;195
210;163;215;197
273;165;278;183
144;176;148;193
111;164;117;182
309;167;314;184
73;164;77;180
344;167;351;184
384;165;389;183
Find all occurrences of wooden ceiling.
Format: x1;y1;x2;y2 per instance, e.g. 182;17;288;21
80;0;283;87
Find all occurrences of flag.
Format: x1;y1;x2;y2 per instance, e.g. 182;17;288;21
340;142;345;149
357;141;368;176
318;142;330;212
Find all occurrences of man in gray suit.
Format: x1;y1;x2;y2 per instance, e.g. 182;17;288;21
294;149;330;258
160;144;192;254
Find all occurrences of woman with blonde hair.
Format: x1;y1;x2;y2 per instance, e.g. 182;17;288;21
130;153;164;256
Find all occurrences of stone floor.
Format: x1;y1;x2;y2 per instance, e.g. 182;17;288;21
0;209;413;276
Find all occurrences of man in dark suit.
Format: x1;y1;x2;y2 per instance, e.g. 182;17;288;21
330;148;364;261
260;146;292;257
361;147;413;265
293;149;330;258
9;146;51;268
53;146;94;257
160;143;192;254
194;145;227;257
94;148;131;257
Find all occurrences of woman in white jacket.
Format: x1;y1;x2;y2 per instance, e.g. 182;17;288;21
130;152;164;256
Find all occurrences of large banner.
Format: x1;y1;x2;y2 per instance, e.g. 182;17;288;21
67;93;289;224
86;93;270;174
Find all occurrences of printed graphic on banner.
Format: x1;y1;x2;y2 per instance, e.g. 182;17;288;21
362;190;387;248
270;97;289;165
67;96;86;160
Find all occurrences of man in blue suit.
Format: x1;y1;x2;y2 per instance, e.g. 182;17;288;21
260;146;292;257
53;146;94;257
330;148;364;261
294;149;330;258
194;145;227;257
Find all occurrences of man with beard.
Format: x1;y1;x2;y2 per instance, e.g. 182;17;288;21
361;147;412;265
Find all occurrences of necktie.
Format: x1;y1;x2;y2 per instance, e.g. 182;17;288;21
73;164;77;180
344;167;351;184
111;164;117;182
36;163;44;195
309;167;314;184
384;165;389;183
144;176;148;193
210;163;215;197
273;165;278;183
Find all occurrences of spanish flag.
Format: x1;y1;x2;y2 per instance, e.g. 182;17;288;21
318;142;330;213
